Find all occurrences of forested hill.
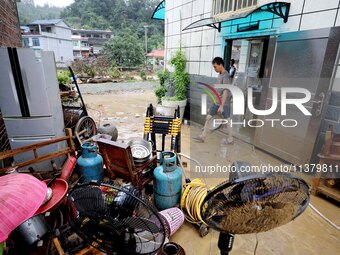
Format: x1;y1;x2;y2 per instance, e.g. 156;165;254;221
60;0;164;37
17;0;164;52
17;0;64;25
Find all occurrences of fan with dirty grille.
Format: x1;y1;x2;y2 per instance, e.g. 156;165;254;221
201;169;310;255
67;183;167;255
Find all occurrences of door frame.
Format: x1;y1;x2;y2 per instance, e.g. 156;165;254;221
254;27;340;165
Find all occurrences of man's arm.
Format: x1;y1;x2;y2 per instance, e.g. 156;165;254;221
218;89;229;113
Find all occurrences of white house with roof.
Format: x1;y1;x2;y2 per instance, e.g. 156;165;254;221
21;19;73;65
72;29;113;59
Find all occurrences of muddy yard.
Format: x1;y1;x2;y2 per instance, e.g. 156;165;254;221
81;81;340;255
82;81;157;141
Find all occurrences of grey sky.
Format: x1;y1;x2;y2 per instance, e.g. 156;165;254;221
34;0;74;7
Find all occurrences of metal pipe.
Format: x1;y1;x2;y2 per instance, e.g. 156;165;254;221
68;66;88;116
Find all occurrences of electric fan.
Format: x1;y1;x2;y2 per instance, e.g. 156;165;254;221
201;168;310;255
67;183;168;255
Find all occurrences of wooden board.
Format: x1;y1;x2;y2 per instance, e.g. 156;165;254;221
0;128;75;173
316;182;340;202
97;139;135;181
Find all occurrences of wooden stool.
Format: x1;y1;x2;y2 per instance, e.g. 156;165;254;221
97;139;157;190
312;125;340;202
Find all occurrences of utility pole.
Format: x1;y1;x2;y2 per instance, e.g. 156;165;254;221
144;25;148;65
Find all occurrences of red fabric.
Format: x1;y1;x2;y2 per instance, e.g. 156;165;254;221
0;174;47;242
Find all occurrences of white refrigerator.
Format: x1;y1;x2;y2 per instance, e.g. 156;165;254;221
0;47;66;171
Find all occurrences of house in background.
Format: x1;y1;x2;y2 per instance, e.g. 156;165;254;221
158;0;340;166
145;49;164;70
21;19;73;65
72;29;113;59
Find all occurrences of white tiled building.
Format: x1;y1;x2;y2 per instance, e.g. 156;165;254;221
158;0;340;166
21;19;73;65
165;0;340;77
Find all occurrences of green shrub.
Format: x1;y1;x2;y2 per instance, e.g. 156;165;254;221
155;86;167;104
93;55;111;76
125;74;135;81
157;69;170;87
170;50;190;101
109;67;121;79
140;71;147;80
154;69;171;103
71;58;96;78
57;71;70;84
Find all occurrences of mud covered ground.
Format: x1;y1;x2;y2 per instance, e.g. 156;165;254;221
82;82;340;255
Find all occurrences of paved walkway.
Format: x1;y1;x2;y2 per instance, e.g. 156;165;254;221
79;81;157;94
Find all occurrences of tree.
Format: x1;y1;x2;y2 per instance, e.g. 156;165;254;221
102;29;144;67
148;33;164;52
17;2;64;24
60;0;164;43
18;0;165;59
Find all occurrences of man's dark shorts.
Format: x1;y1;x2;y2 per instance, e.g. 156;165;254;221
209;104;231;118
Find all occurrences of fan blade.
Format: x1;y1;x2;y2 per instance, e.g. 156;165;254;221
118;217;160;233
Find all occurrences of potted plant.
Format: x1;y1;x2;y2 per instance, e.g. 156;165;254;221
155;50;189;119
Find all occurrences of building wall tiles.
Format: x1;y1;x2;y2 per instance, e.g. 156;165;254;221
303;0;339;13
164;0;340;78
300;9;337;30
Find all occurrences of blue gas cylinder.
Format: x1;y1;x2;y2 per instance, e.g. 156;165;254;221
153;151;182;210
77;142;104;183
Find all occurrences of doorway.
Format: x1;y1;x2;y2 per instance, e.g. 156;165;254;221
223;37;269;144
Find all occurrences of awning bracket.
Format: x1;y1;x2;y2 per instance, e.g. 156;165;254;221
207;22;221;32
265;2;290;23
183;1;291;32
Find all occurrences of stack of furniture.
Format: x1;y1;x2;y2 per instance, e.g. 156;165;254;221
97;139;157;190
312;125;340;202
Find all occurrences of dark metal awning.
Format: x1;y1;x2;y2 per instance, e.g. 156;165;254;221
152;0;165;20
183;2;290;32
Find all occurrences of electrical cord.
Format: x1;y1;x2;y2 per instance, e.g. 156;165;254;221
254;233;258;255
177;153;208;187
309;203;340;231
178;154;340;233
177;152;210;224
181;179;209;224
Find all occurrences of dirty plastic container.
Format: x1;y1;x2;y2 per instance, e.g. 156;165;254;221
159;208;185;236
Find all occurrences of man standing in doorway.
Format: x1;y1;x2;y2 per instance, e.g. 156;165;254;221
229;59;236;80
194;57;234;144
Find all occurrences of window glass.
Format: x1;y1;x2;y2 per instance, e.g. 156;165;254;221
32;38;40;47
81;41;89;47
214;0;257;15
22;38;29;47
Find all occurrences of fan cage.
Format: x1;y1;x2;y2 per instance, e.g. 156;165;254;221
67;183;167;255
201;173;310;234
